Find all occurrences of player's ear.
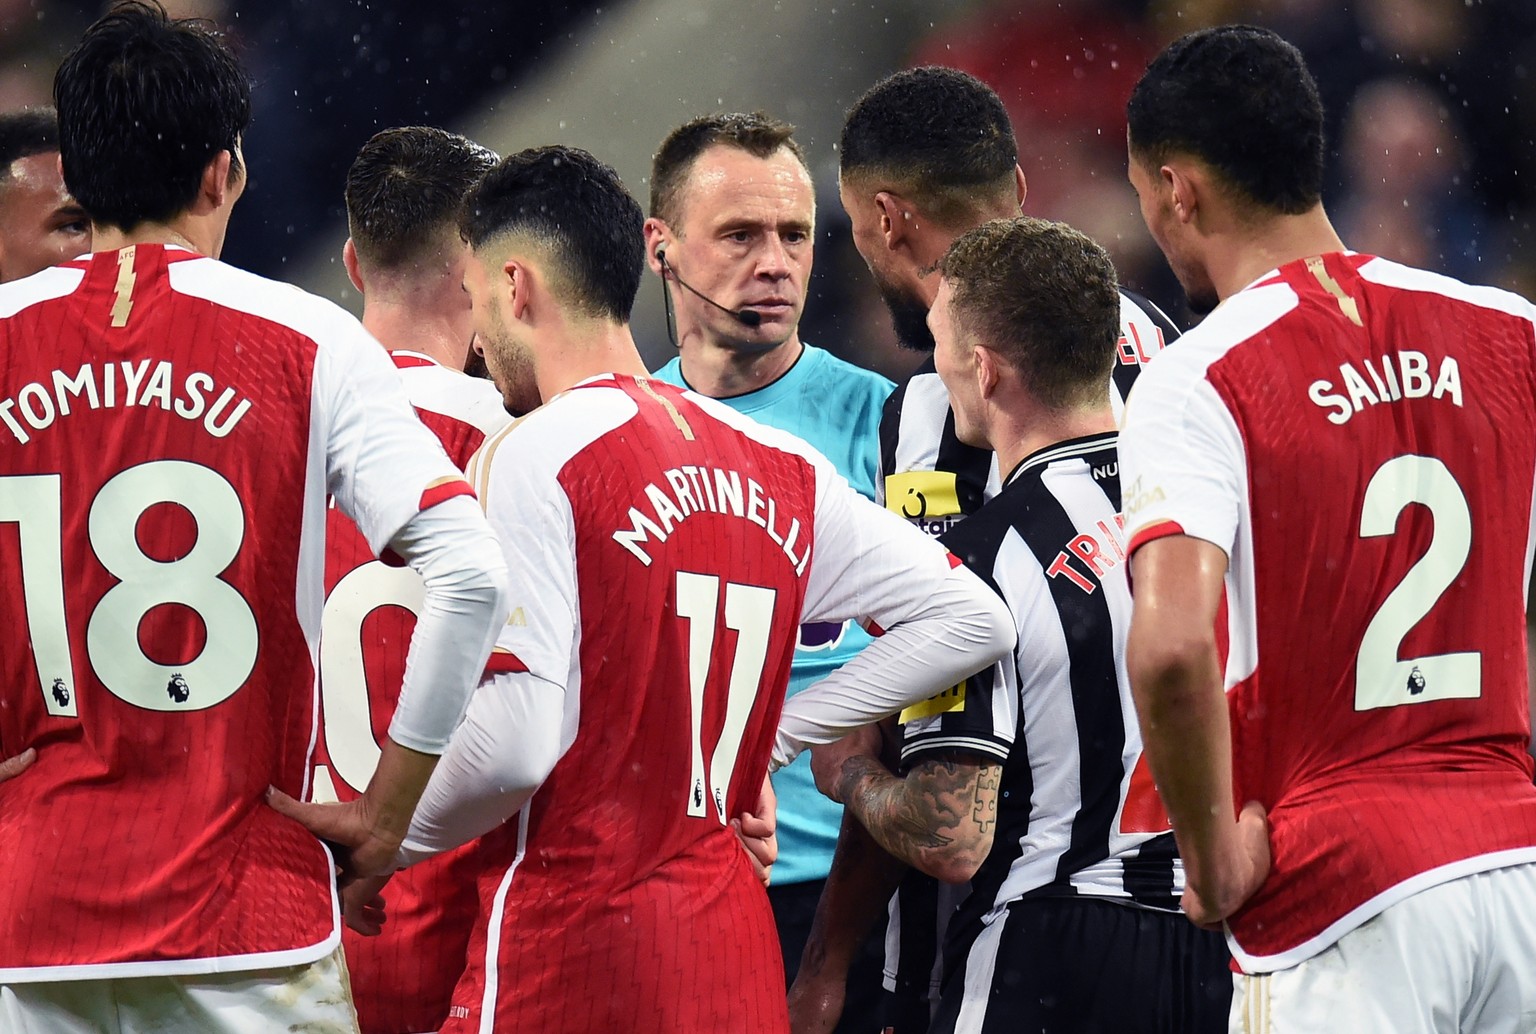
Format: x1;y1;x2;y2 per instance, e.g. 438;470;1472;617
505;258;531;322
975;344;1002;400
341;238;365;295
199;150;235;211
875;191;916;252
1013;164;1028;213
1166;163;1199;226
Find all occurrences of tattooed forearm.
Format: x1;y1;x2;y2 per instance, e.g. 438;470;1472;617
837;752;1002;882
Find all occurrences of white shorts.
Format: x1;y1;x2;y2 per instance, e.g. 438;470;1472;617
0;945;359;1034
1231;862;1536;1034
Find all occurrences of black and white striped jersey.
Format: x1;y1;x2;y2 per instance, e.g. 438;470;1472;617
876;291;1181;1009
877;289;1179;537
921;433;1180;919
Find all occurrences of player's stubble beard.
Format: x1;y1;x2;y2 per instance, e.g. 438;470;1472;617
874;267;936;353
482;314;541;417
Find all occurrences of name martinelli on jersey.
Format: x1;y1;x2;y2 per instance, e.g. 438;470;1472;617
1;360;252;444
613;463;810;572
1308;348;1463;425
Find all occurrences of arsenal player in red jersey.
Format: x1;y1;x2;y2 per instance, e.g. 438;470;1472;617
314;125;510;1034
0;5;506;1031
1121;24;1536;1032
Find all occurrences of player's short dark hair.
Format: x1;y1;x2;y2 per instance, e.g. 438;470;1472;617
1127;25;1323;215
346;126;497;270
53;0;250;231
649;111;806;225
0;108;60;181
939;217;1120;410
840;67;1018;221
461;145;644;323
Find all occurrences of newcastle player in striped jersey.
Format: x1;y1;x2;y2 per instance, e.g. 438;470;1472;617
811;218;1228;1033
788;67;1181;1033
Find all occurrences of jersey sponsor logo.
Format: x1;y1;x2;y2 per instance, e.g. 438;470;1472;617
898;679;967;723
1123;475;1166;520
0;360;253;445
1307;350;1464;426
612;464;809;574
1046;514;1128;594
885;470;962;537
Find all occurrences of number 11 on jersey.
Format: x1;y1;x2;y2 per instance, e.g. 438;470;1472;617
676;571;777;824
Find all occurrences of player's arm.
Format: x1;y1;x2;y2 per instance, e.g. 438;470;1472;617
813;726;999;883
391;665;565;866
1127;535;1269;927
772;472;1015;767
270;318;509;878
787;809;906;1034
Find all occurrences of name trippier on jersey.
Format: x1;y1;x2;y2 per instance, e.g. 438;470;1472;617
1047;512;1127;594
1;359;252;445
1308;349;1463;426
613;463;810;573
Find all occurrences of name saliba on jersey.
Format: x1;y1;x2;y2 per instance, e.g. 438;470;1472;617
1307;349;1463;425
612;463;809;572
1;359;252;444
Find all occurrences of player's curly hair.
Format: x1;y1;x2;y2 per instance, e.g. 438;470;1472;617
1127;25;1324;215
939;217;1121;410
649;112;807;225
54;0;250;231
840;67;1018;224
461;145;644;324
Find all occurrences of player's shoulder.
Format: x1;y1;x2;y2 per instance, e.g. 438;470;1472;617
392;354;513;437
468;375;639;494
0;264;85;319
1139;278;1300;393
169;256;369;351
678;383;836;477
1356;255;1536;324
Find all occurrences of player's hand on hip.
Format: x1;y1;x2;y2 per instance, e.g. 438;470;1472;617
341;872;393;936
0;747;37;784
786;969;846;1034
265;787;403;885
810;724;884;803
734;774;778;886
1182;800;1271;929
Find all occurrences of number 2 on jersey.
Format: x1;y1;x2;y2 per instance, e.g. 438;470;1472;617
676;571;777;824
1355;454;1480;710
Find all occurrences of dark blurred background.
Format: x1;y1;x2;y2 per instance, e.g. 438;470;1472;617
5;0;1536;377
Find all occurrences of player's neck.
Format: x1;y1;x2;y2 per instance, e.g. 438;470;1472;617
1213;206;1346;303
678;334;803;399
92;213;226;260
362;298;468;371
541;320;650;398
990;402;1117;480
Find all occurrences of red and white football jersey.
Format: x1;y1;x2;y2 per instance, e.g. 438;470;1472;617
443;375;961;1033
1120;252;1536;972
312;350;509;1034
0;246;471;982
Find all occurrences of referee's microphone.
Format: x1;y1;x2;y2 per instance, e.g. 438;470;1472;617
657;249;763;328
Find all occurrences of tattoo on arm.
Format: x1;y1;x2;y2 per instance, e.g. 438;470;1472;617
838;753;1002;881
